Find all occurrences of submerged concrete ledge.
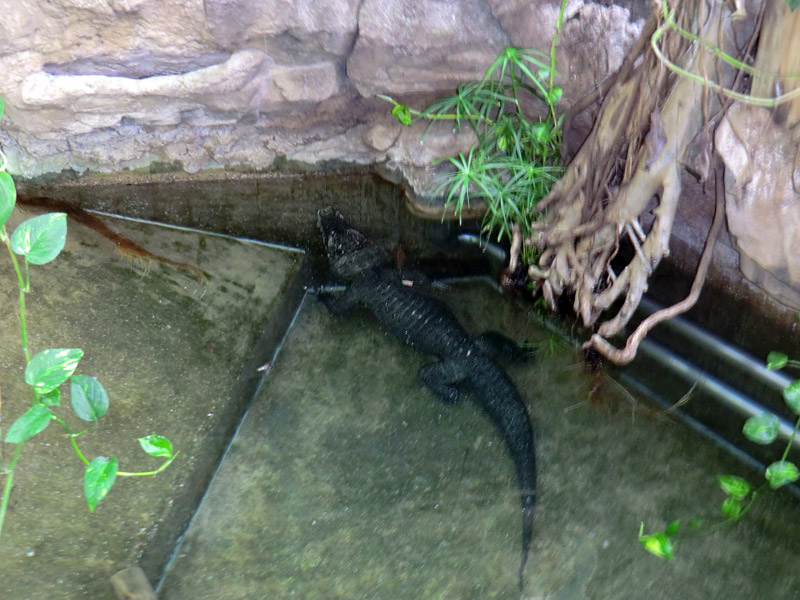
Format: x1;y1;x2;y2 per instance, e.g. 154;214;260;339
0;206;304;599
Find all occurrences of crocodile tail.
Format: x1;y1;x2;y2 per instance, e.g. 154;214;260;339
468;359;537;586
519;493;535;589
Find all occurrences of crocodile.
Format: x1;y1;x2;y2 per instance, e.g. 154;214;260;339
314;206;537;585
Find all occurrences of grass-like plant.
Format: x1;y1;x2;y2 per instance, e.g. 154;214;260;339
379;0;569;260
0;96;178;542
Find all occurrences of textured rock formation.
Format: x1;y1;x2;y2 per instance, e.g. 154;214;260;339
716;102;800;310
0;0;642;179
347;0;509;96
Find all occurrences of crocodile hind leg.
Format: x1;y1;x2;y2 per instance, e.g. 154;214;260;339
418;359;466;404
475;331;530;363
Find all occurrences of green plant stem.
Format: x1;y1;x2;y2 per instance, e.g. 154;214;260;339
548;0;569;125
663;486;765;548
3;230;31;364
0;445;23;541
18;281;30;366
118;451;180;477
69;435;90;466
780;415;800;462
376;94;493;126
50;412;179;475
49;416;94;465
735;485;765;521
651;1;800;107
0;226;27;545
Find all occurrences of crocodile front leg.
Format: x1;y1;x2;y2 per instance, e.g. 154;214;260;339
475;331;530;363
315;286;360;316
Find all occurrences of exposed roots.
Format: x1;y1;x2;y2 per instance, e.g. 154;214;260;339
587;166;725;363
521;1;746;364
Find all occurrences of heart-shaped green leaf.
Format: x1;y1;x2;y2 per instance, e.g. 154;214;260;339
391;103;412;126
765;460;799;489
639;530;674;560
0;171;15;228
743;413;780;445
717;474;750;499
10;212;67;265
664;520;680;537
530;122;549;143
5;404;53;443
138;435;174;458
767;351;788;370
85;456;118;512
721;496;742;518
70;374;109;421
784;380;800;414
37;388;61;407
25;348;83;394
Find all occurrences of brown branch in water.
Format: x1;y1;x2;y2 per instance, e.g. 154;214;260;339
17;195;207;282
508;222;522;276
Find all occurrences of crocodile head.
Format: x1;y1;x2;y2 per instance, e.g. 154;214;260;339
318;206;387;280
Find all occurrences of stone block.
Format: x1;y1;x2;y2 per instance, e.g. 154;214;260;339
272;62;342;103
347;0;508;96
205;0;360;52
362;122;402;152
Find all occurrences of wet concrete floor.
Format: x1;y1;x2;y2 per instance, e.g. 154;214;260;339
158;281;800;600
0;206;304;599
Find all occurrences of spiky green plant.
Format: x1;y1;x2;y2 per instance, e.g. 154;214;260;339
380;0;569;262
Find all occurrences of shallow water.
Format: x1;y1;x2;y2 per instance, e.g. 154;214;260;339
159;280;800;599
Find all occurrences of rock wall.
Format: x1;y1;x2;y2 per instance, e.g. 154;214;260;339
4;0;799;326
716;102;800;310
0;0;643;180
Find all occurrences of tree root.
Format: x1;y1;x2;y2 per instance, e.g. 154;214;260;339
587;165;725;362
521;1;737;364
